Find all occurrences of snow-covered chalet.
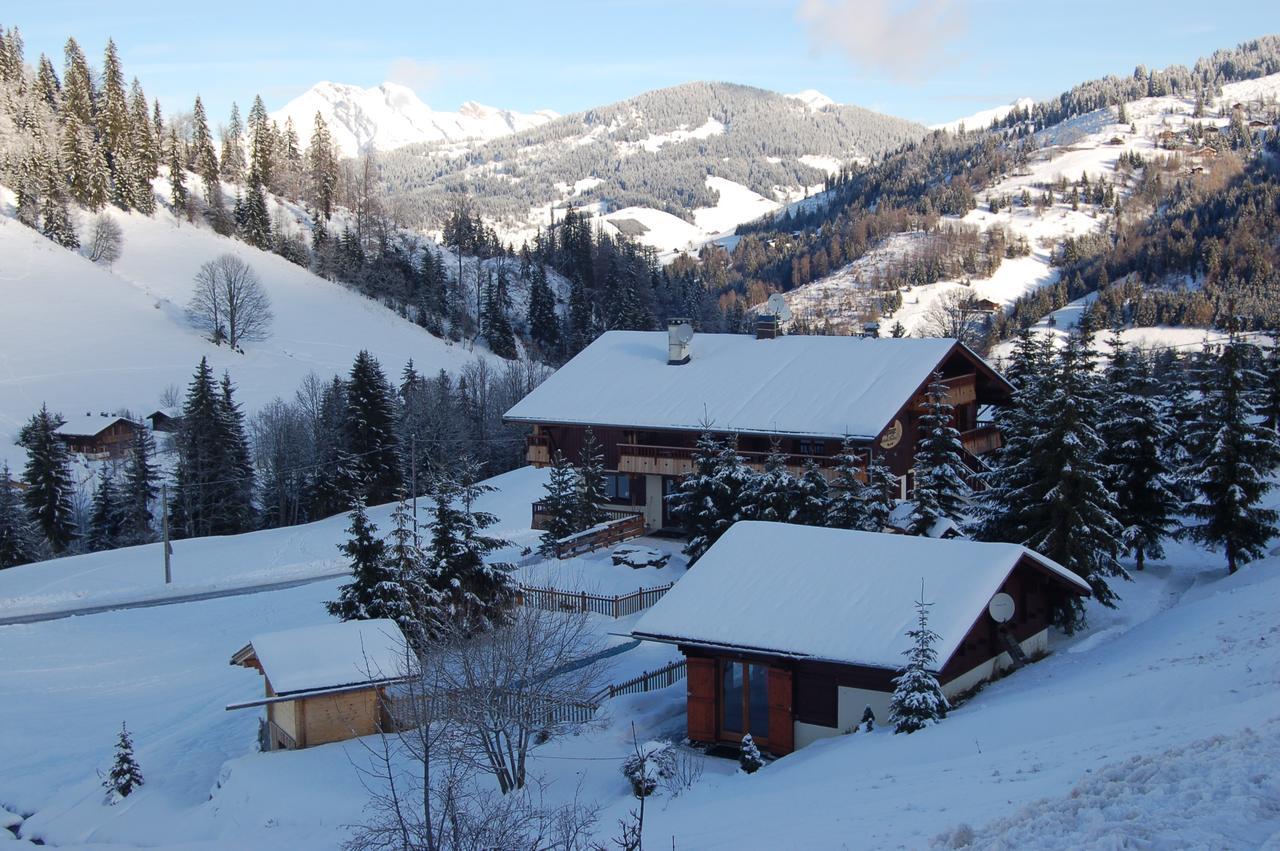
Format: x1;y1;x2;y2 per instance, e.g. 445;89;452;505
631;522;1092;756
503;321;1014;532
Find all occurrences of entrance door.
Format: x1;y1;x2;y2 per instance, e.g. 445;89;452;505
720;661;771;745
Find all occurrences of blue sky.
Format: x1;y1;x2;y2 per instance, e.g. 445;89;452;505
6;1;1277;126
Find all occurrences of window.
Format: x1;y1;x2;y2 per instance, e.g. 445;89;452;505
798;439;826;456
603;473;631;502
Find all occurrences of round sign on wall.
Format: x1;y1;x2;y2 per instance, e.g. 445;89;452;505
879;419;903;450
988;592;1016;624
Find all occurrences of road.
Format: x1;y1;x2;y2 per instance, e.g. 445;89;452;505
0;571;348;627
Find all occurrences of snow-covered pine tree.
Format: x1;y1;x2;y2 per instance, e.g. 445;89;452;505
246;95;274;191
190;96;221;209
307;111;338;220
910;371;970;536
103;722;144;802
669;431;750;564
166;128;190;220
1098;338;1178;570
480;269;517;359
738;733;764;773
60;37;94;128
421;461;515;636
345;350;403;506
1181;335;1280;573
18;405;77;554
121;427;158;545
170;359;253;537
127;77;157;214
240;168;272;250
527;261;560;358
792;460;830;527
0;463;40;569
862;449;899;533
888;585;948;734
1259;330;1280;433
87;466;124;552
381;491;429;648
217;373;256;533
219;102;246;184
39;159;80;249
826;437;870;531
326;495;403;622
573;426;609;532
538;450;578;555
99;39;133;209
739;440;800;524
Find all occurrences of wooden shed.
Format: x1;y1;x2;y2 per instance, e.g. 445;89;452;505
632;522;1090;757
227;619;412;751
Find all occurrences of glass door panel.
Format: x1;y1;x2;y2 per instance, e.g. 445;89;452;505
721;661;744;734
747;664;770;737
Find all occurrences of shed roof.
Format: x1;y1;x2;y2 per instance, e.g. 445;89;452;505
632;522;1089;671
235;619;410;696
504;331;984;439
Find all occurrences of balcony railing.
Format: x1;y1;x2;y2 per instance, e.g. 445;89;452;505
960;424;1001;456
532;501;642;531
616;444;845;479
913;374;977;411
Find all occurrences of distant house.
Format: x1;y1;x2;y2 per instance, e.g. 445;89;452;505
970;298;1001;314
146;409;184;433
54;414;141;459
504;323;1013;531
631;522;1090;756
227;619;412;751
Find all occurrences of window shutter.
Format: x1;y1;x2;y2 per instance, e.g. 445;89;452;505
686;657;717;743
767;667;794;755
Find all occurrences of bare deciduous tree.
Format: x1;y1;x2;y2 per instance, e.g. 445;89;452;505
187;253;273;348
86;213;123;265
918;288;989;349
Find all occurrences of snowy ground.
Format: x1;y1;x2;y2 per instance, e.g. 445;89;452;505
0;180;502;474
3;456;1279;847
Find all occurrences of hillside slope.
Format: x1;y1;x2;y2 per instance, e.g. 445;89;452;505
0;188;496;472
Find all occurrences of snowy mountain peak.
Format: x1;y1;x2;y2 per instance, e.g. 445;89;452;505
930;97;1037;133
271;82;558;158
787;89;837;110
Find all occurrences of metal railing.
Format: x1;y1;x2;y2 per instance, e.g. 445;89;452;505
595;659;687;701
518;582;674;618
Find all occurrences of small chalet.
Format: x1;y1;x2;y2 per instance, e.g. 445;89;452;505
631;522;1090;756
227;619;412;751
146;409;184;433
504;324;1013;531
54;413;141;459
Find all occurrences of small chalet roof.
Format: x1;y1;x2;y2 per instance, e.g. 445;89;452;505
233;619;410;696
504;331;984;439
632;522;1089;671
54;413;134;438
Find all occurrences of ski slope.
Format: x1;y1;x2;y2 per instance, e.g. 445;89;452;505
0;184;497;473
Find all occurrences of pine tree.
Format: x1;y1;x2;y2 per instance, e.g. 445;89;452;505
18;405;77;554
1181;335;1280;574
166;128;190;218
220;102;246;184
61;37;94;129
738;733;764;773
99;39;133;209
0;464;40;569
381;492;428;647
826;438;870;531
345;350;403;505
217;374;256;532
121;427;158;545
190;96;221;209
910;372;970;535
39;160;80;249
87;467;124;552
62;114;107;211
669;431;752;564
792;460;830;527
307;111;337;220
421;461;515;636
1098;339;1178;570
170;359;253;537
573;426;608;531
103;722;144;801
128;78;156;213
1259;331;1280;433
979;331;1127;632
739;441;800;524
862;449;899;532
888;585;949;734
246;95;274;190
538;450;578;555
240;168;272;250
326;495;412;630
527;261;560;357
480;269;518;359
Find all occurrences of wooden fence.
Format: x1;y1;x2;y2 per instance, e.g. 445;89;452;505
594;659;687;701
554;513;646;559
518;582;674;618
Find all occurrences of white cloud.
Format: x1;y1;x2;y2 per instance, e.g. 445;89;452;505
797;0;969;82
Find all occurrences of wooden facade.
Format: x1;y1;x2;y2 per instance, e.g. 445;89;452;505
56;416;140;459
514;342;1011;532
673;554;1078;757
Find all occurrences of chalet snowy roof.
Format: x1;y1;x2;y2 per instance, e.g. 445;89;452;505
504;331;966;439
239;619;410;696
632;522;1090;671
54;413;134;438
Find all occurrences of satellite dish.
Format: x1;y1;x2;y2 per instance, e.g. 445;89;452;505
673;322;694;344
765;293;793;322
988;593;1015;624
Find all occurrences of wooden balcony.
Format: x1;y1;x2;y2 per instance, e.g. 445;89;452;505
532;501;643;531
616;444;845;479
961;424;1001;456
913;374;977;411
526;433;551;467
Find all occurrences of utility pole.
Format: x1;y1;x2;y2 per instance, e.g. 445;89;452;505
161;483;172;584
